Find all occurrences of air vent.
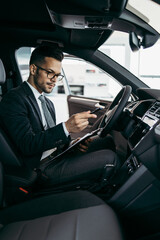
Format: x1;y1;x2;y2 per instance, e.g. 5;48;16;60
149;106;157;113
127;101;138;110
156;109;160;116
149;102;160;116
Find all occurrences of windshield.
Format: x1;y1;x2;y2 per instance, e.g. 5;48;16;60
99;31;160;89
126;0;160;34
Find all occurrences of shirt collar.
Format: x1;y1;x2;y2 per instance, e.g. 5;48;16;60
26;81;43;100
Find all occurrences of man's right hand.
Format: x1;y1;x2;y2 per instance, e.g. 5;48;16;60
65;111;97;133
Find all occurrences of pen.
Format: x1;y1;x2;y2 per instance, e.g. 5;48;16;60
91;108;102;114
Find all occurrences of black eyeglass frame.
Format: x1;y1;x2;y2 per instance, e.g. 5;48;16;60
35;64;64;81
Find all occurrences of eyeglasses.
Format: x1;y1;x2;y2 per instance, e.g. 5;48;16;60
35;64;64;82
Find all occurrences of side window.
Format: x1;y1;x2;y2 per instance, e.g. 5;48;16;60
63;57;121;100
16;47;32;81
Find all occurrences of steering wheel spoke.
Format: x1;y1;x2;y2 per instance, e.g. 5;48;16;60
99;85;132;137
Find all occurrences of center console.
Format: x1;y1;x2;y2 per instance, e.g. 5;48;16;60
108;98;160;239
124;101;160;175
129;101;160;149
108;100;160;197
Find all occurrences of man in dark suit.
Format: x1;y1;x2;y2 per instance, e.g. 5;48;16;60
0;46;119;191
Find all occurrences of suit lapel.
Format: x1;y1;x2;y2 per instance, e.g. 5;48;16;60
21;82;43;125
28;95;43;123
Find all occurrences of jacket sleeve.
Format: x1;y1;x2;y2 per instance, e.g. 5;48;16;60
0;92;70;156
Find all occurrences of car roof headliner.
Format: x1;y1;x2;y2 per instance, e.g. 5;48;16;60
0;0;159;51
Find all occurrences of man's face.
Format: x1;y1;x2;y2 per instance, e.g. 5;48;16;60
30;57;62;94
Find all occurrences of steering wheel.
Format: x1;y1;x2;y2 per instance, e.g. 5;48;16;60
99;85;132;137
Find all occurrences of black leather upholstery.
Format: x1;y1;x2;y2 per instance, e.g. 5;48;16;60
0;191;124;240
0;191;105;224
0;128;22;167
0;59;38;194
0;59;6;85
0;162;3;206
0;205;123;240
0;58;22;167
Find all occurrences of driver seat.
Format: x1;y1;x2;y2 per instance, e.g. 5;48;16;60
0;59;39;205
0;58;119;204
0;60;124;240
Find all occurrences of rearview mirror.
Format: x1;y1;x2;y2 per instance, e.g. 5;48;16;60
129;32;141;52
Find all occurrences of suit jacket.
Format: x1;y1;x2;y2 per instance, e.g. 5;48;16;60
0;81;70;169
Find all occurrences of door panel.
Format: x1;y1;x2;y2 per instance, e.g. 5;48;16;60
67;95;112;138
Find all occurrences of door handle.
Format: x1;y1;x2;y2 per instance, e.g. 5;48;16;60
95;102;105;109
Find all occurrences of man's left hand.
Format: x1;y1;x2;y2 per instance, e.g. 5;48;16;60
72;137;93;152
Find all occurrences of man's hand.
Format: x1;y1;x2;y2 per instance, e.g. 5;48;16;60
71;137;93;152
65;111;97;133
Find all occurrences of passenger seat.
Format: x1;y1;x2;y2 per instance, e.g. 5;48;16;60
0;189;124;240
0;163;124;240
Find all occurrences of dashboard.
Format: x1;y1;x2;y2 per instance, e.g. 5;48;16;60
126;100;156;150
109;89;160;216
121;89;160;181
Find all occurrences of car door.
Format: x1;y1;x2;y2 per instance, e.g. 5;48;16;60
67;95;110;138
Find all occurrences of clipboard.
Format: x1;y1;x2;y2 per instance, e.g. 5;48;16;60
43;128;101;167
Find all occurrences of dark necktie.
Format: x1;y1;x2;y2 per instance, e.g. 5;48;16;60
39;95;55;128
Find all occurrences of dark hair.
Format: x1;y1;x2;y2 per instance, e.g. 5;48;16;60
29;45;64;65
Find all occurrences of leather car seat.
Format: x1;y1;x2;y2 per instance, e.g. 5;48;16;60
0;185;124;240
0;59;38;205
0;59;5;101
0;156;124;240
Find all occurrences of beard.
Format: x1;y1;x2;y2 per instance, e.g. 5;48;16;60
33;73;55;94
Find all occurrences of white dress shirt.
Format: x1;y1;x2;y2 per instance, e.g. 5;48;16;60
26;81;69;160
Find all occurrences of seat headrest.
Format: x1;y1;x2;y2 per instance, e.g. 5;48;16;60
0;59;6;85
